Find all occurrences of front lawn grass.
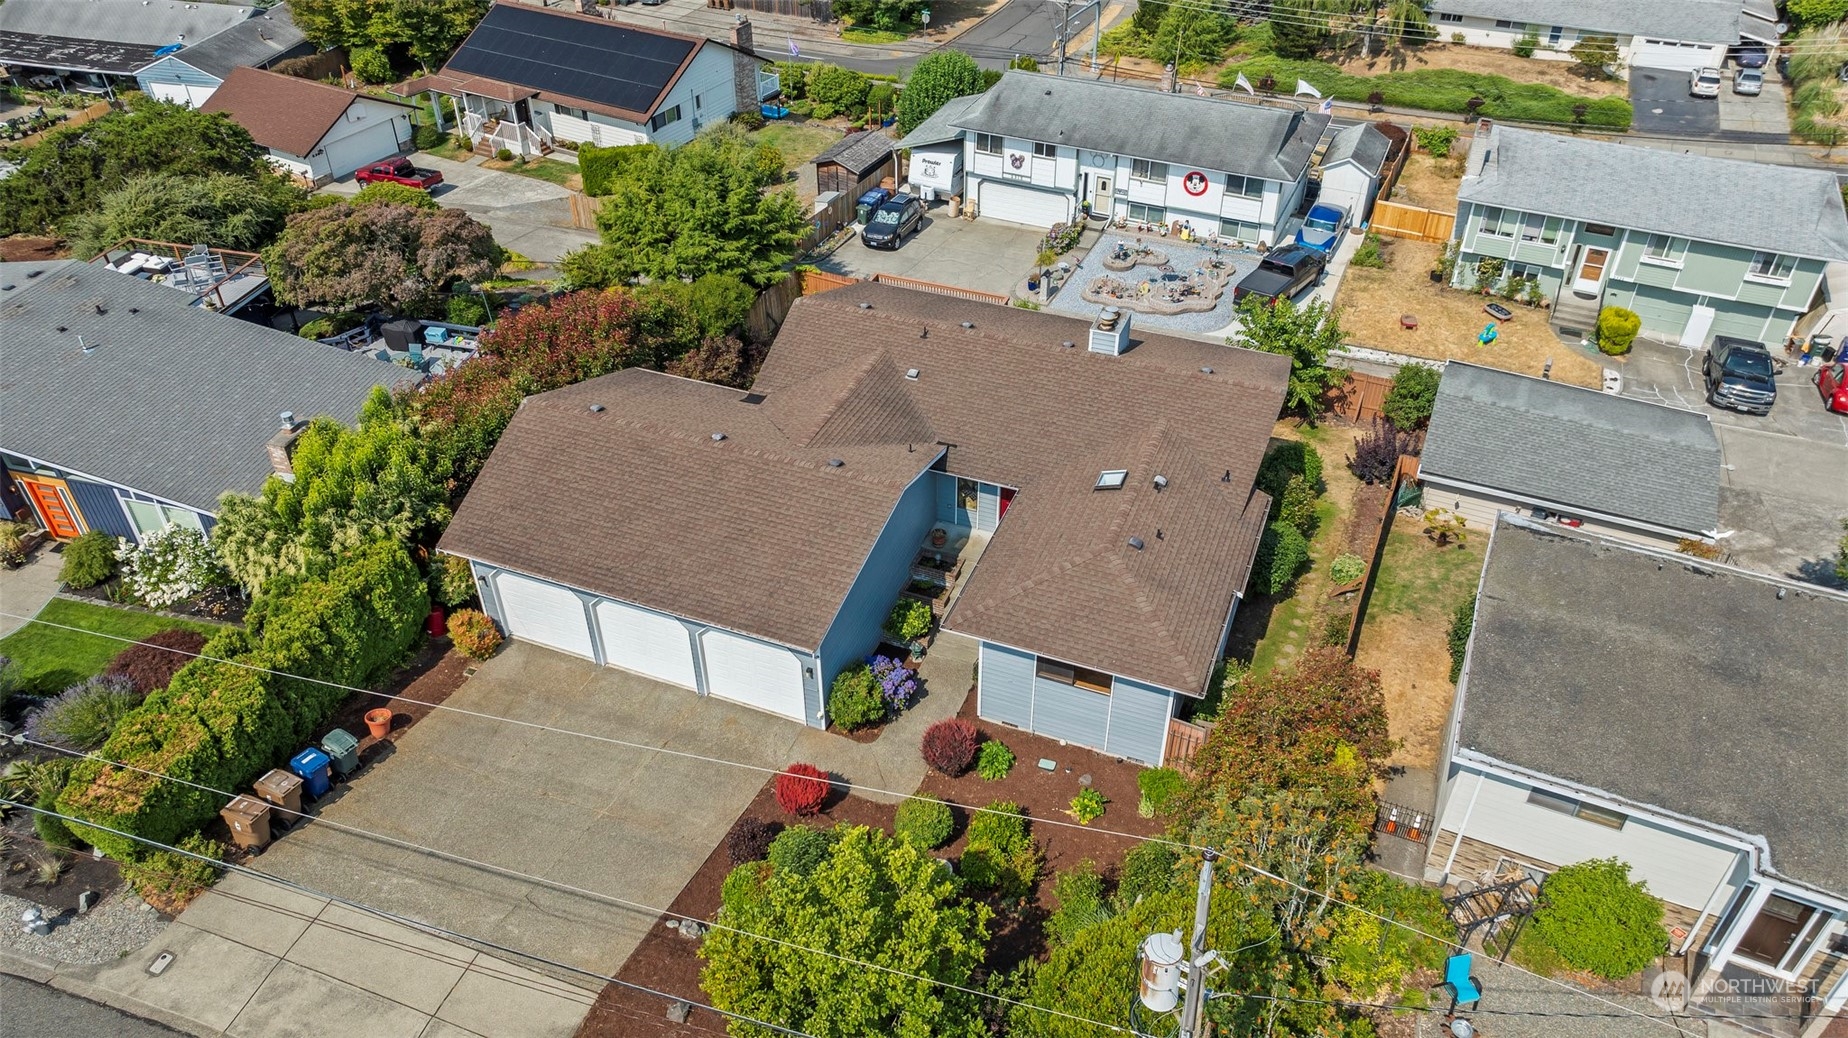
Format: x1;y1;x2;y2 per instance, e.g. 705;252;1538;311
1366;525;1484;620
1218;57;1632;128
751;122;843;175
0;599;221;695
842;26;911;44
488;157;582;189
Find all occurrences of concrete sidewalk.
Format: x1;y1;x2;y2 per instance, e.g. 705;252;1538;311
0;871;595;1038
0;549;62;638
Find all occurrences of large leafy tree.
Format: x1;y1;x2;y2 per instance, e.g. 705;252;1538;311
0;98;266;236
290;0;489;70
702;825;991;1038
62;172;305;258
1269;0;1329;59
264;201;503;314
895;51;988;135
1232;294;1348;418
561;127;803;289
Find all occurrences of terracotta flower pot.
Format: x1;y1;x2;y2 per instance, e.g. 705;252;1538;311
365;708;393;740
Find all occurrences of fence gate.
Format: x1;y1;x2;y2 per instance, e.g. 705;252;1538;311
1164;718;1212;773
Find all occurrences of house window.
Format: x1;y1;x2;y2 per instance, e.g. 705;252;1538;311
553;104;587;119
1438;11;1462;21
1584;222;1617;235
1748;251;1796;281
1505;261;1542;283
118;494;205;539
1224;173;1263;198
1033;141;1057;158
1526;787;1628;829
1036;656;1113;694
1493;19;1522;29
1127;201;1166;224
1478;207;1515;238
1641;233;1688;265
1519;212;1564;245
1219;217;1261;241
1131;159;1168;183
975;132;1003;156
648;105;682;131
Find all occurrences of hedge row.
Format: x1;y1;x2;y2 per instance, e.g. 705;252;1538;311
578;143;657;197
59;541;426;861
1216;58;1632;129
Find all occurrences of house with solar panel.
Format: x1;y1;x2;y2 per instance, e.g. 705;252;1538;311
396;1;778;161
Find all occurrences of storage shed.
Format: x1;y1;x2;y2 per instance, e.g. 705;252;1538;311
812;131;894;198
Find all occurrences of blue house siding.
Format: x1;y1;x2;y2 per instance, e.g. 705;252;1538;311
65;479;136;541
1103;676;1174;765
817;463;941;691
1032;677;1111;747
136;56;224;105
978;640;1178;765
977;642;1035;728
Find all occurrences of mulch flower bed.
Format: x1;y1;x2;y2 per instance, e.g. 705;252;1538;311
1344;481;1393;558
1;818;122;913
574;690;1169;1037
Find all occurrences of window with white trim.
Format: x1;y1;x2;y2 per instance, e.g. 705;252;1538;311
1748;251;1796;281
118;493;206;539
1505;261;1542;283
648;105;681;131
1130;158;1167;183
1033;141;1057;158
975;132;1002;156
1519;212;1564;245
1493;19;1523;29
1527;787;1627;829
1036;656;1112;694
1438;12;1462;22
1219;216;1260;241
1224;173;1263;198
1641;233;1688;265
1478;206;1516;238
1127;201;1165;223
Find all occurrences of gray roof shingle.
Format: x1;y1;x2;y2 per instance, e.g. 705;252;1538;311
0;0;257;49
1461;125;1848;262
950;71;1329;182
894;93;983;149
1420;362;1721;536
1321;123;1389;175
813;130;894;176
0;260;417;512
168;5;308;79
1461;519;1848;896
1427;0;1741;45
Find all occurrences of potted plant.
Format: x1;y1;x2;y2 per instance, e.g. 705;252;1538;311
886;598;934;655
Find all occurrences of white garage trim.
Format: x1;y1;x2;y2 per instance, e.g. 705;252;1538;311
321;115;405;180
147;82;217;107
978;179;1071;229
699;629;807;722
493;573;596;660
1631;39;1722;73
594;598;699;690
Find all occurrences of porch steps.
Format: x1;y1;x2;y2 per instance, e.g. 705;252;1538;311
473;120;502;157
1550;288;1602;342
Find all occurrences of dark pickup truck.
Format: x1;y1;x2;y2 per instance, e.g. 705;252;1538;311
1703;335;1778;415
1233;243;1325;304
353;157;444;190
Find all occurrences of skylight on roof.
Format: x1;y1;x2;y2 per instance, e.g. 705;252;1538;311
1095;469;1128;490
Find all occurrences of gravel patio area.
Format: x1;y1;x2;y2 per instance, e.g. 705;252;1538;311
1046;232;1262;336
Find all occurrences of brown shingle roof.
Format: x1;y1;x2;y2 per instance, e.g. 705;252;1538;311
201;67;410;158
813;131;894;176
438;369;939;652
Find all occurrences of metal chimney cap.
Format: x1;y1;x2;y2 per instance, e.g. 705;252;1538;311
826;458;845;468
278;410;296;429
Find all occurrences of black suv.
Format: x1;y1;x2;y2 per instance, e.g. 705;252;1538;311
1704;335;1778;415
862;194;923;249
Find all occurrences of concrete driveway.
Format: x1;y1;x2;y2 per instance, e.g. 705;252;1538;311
818;211;1045;294
1616;337;1848;585
319;153;598;265
1630;67;1720;137
252;636;975;989
1717;65;1791;139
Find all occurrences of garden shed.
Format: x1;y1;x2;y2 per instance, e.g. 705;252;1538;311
811;131;894;199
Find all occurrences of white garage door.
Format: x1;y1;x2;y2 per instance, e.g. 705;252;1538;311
1632;39;1717;73
146;81;217;107
699;630;807;722
494;574;595;659
594;599;698;689
979;180;1070;228
323;117;403;180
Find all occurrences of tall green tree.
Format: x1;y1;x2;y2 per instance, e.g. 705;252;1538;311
62;172;305;258
701;825;991;1038
1232;294;1348;418
1150;3;1238;69
561;127;804;289
264;201;503;313
290;0;489;70
895;51;988;134
1269;0;1329;59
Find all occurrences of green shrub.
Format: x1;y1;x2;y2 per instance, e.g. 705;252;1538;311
828;663;887;730
1411;125;1458;157
976;739;1015;780
1277;474;1319;537
35;787;80;848
494;147;514;162
58;531;117;588
1350;232;1385;268
1531;859;1668;979
413;122;444;151
353;181;440;210
1382;363;1443;429
1252;520;1311;596
1136;768;1184;818
1447;598;1474;681
298;312;364;340
1069;788;1107;824
120;832;223;912
429;553;479;607
730;108;767;130
1511;31;1539;58
767;825;835;876
1596;306;1641;356
1789;0;1848;28
961;801;1039;898
720;859;772;918
1255;440;1323;500
866;83;896;118
808;65;872;114
1329;553;1367;585
349;46;394;84
444;294;490;328
810;102;837;120
1216;58;1632;128
1045;861;1111;946
886;598;933;642
252;539;427;689
577;143;655;197
1115;841;1180;908
26;675;141;750
894;796;955;849
1321;611;1352;647
116;525;230;608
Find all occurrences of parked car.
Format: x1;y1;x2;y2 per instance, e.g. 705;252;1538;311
1733;68;1764;95
1690;68;1723;98
1817;361;1848;414
1232;244;1325;304
1703;335;1778;415
1729;43;1769;69
1294;203;1349;255
861;194;923;249
353;157;445;190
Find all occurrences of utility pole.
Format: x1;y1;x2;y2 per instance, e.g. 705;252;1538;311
1055;0;1069;76
1178;849;1217;1038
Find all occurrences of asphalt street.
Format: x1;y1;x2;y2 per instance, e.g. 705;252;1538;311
0;973;186;1038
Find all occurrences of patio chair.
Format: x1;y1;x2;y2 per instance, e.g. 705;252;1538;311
1435;953;1482;1015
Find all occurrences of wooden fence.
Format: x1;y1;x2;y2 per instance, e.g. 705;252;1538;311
567;191;600;230
1324;371;1394;424
868;273;1010;305
10;100;111;150
1370;201;1456;244
1164;718;1213;774
744;267;861;341
1342;453;1422;657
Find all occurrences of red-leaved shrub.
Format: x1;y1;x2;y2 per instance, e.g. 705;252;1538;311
725;816;783;864
103;629;208;693
921;718;979;776
774;763;829;816
447;608;502;659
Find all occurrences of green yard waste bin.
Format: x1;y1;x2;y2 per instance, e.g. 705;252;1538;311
320;728;361;778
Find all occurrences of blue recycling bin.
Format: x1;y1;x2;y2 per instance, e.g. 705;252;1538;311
289;747;332;799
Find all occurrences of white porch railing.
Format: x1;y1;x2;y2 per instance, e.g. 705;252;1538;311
460;110;486;141
758;69;781;101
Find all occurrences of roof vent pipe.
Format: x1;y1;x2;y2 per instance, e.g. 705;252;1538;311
859;302;873;310
1152;474;1168;491
79;335;94;354
589;404;606;412
827;458;845;468
1127;536;1145;551
905;368;920;380
711;431;726;440
278;410;295;429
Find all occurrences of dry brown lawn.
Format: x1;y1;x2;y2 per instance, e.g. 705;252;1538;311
1333;42;1627;99
1381;150;1466;210
1356;612;1453;769
1340;239;1605;388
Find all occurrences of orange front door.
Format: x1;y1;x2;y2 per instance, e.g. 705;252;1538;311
18;477;84;539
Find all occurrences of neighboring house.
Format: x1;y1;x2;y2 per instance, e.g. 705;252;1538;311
1452;123;1848;349
136;5;311;107
0;259;416;543
809;130;894;200
904;71;1328;240
894;93;982;201
1418;361;1722;547
201;67;415;186
396;1;776;160
1315;122;1391;229
0;0;288;91
1432;517;1847;1038
1426;0;1746;73
440;284;1289;762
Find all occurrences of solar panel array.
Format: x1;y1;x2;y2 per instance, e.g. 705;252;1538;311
445;4;697;117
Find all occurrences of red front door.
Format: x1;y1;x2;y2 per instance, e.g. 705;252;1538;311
999;488;1016;518
18;477;84;540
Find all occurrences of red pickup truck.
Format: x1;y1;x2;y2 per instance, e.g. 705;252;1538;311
353;157;444;190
